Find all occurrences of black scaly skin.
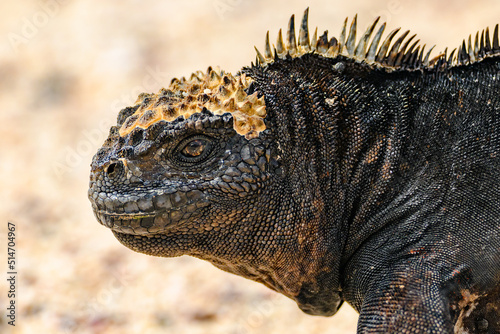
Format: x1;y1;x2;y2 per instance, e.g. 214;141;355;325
89;19;500;334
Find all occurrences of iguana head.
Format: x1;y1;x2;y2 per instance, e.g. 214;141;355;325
88;67;272;243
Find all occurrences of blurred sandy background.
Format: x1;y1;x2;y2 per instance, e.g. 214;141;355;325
1;0;499;333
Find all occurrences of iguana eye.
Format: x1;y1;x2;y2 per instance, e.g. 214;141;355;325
182;139;207;157
175;135;214;164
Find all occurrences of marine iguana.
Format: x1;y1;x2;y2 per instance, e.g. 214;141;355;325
89;9;500;333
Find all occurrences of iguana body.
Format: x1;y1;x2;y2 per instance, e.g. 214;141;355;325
89;9;500;333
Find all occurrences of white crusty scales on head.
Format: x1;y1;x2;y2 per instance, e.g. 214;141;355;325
89;8;500;333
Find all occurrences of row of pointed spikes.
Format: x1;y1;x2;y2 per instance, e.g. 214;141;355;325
254;8;500;70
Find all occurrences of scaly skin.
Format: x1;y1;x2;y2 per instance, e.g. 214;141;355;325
89;10;500;333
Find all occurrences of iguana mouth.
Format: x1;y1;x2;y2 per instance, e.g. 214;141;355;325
95;211;169;235
90;189;210;235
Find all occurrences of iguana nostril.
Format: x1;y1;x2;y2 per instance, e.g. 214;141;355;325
106;163;116;175
105;161;123;179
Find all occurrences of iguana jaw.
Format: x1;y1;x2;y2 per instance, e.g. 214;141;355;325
90;185;210;236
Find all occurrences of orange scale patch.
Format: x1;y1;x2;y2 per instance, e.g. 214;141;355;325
136;109;162;128
118;67;267;139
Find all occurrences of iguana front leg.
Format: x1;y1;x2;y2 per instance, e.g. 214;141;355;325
356;261;454;333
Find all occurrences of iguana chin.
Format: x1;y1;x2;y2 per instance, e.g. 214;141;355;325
89;8;500;333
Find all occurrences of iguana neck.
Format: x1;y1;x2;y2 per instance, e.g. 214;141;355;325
247;55;500;300
246;54;421;263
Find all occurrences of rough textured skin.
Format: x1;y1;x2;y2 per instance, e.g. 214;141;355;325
89;10;500;333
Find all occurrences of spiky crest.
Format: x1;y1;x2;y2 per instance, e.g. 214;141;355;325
254;8;500;71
